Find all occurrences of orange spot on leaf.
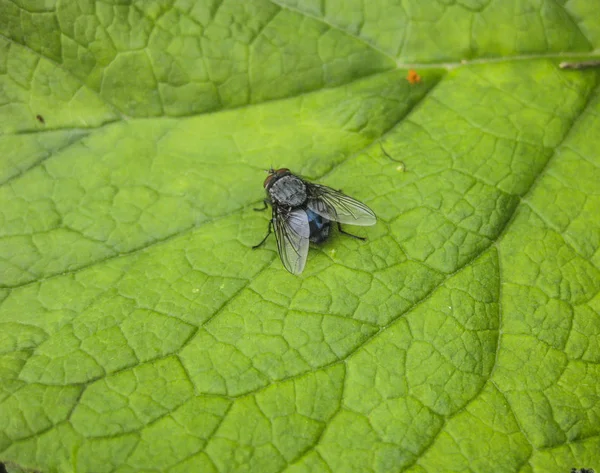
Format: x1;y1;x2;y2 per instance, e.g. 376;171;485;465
407;70;421;84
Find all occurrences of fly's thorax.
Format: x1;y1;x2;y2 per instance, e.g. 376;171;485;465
269;174;307;207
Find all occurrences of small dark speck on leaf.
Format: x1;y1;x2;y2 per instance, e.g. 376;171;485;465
36;114;45;124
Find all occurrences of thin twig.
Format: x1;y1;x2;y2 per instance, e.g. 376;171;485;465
559;60;600;70
379;142;406;171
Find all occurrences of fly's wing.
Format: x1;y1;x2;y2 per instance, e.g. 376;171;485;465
273;208;310;274
306;184;376;226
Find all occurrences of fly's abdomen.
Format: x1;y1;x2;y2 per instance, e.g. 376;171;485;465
306;209;331;243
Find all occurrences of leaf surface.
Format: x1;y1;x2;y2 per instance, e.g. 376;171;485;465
1;1;599;472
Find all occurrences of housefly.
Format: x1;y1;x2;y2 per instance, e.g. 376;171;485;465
253;168;377;274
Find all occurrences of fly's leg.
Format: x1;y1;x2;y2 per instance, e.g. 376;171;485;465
337;222;366;241
254;200;269;211
253;199;273;248
253;220;274;249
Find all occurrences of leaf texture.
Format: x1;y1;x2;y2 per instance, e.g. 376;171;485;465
1;1;599;472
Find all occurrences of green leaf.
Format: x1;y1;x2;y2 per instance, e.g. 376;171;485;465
1;1;599;473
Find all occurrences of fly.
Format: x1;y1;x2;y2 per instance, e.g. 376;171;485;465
253;168;377;274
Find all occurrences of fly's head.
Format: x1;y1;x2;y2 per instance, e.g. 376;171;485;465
263;168;291;190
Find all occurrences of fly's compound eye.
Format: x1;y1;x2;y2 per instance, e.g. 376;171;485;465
264;172;276;189
264;168;291;189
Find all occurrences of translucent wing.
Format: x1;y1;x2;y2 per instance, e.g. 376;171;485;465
273;208;310;275
306;184;376;226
